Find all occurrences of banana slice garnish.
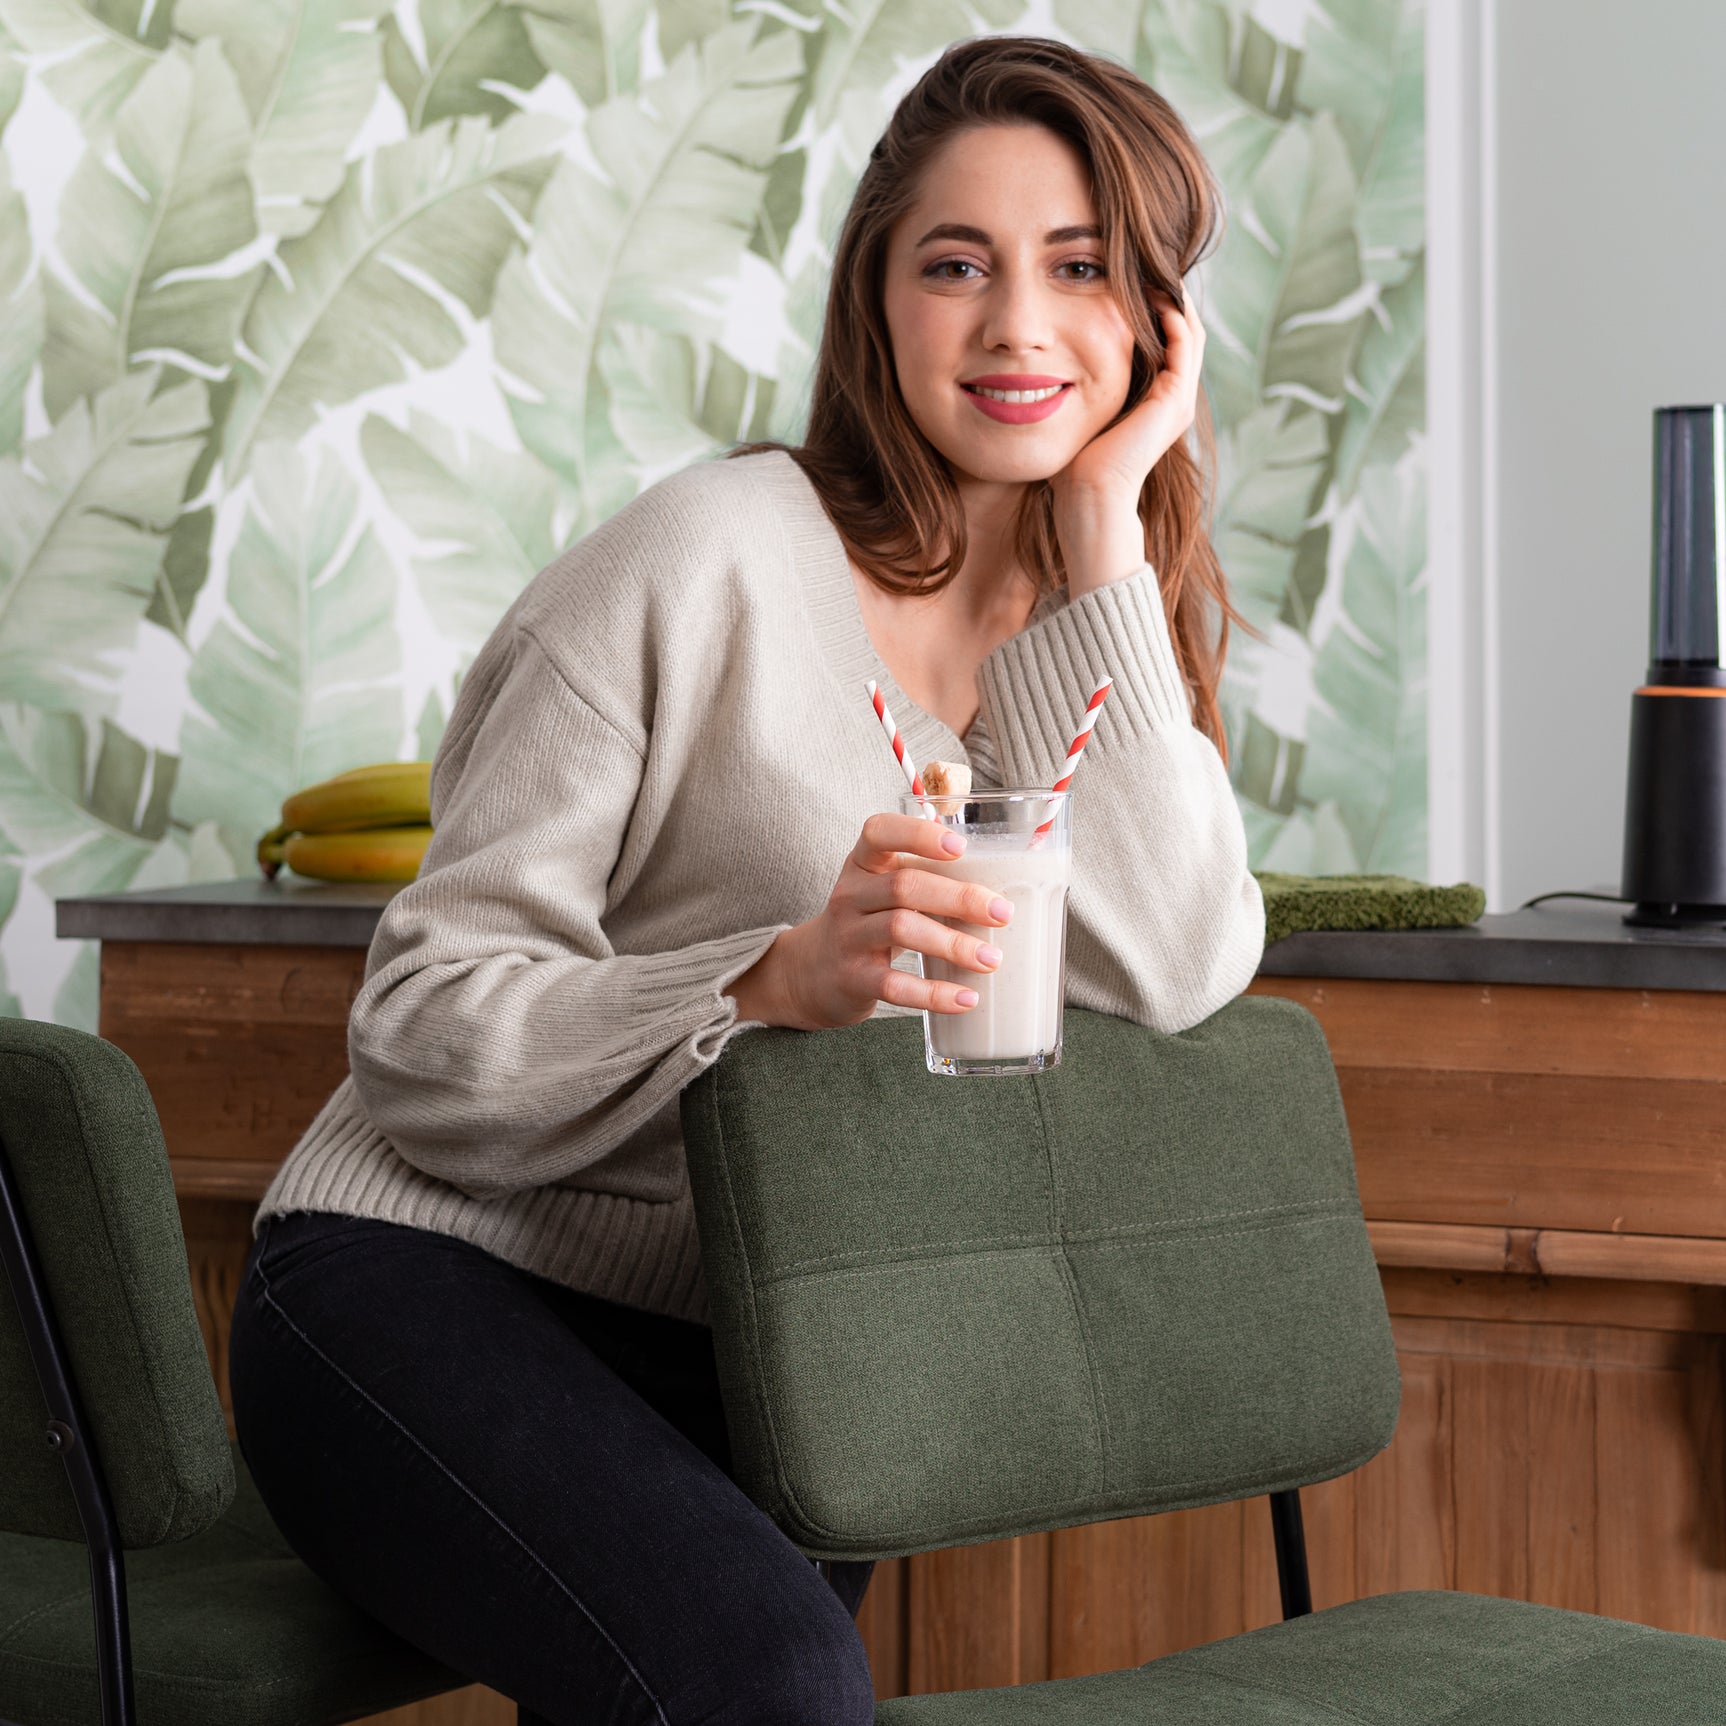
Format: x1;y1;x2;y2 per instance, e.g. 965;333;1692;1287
922;759;972;820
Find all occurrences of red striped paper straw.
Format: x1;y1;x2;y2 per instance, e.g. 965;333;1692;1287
1031;675;1112;844
865;680;926;797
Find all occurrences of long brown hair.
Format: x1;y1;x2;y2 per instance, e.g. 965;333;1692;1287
735;35;1245;756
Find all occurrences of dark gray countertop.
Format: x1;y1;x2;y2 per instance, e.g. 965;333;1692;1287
53;880;1726;992
55;879;400;949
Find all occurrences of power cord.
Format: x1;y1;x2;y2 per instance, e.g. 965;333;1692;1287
1517;890;1632;910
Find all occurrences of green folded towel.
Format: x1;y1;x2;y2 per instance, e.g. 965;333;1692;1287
1254;872;1488;945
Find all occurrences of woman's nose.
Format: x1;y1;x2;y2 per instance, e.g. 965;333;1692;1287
979;270;1054;352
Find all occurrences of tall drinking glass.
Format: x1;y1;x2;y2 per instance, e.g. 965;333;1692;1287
898;789;1072;1077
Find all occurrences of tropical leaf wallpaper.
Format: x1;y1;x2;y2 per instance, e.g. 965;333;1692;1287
0;0;1424;1027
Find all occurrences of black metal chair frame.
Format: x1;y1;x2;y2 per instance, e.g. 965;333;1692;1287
813;1494;1311;1619
805;1471;1312;1619
0;1133;137;1726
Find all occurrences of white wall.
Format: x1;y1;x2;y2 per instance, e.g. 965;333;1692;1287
1477;0;1726;909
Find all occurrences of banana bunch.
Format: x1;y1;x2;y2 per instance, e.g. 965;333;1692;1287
257;762;434;883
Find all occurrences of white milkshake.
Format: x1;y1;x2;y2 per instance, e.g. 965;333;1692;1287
921;833;1071;1066
899;786;1074;1077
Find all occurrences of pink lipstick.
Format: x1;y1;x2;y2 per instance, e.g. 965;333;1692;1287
960;374;1072;425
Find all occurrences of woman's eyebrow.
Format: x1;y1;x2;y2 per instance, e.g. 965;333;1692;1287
913;222;1103;246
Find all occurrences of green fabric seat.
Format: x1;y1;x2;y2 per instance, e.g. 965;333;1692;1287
875;1592;1726;1723
0;1015;465;1726
0;1443;458;1726
680;1003;1726;1721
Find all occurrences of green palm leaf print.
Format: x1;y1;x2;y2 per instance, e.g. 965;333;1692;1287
173;440;403;863
222;110;563;480
1132;0;1284;190
176;0;394;239
1335;262;1423;500
1296;0;1423;285
384;0;546;127
1203;112;1364;430
0;838;20;1017
490;17;798;526
362;408;557;655
1299;461;1426;872
518;0;649;107
41;37;257;420
0;369;208;711
1213;399;1331;630
0;0;164;136
0;151;39;453
809;0;1019;152
0;22;23;133
0;704;177;898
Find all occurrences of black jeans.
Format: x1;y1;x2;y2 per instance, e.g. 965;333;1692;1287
228;1211;876;1726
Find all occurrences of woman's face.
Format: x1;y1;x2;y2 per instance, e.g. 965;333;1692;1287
881;122;1138;489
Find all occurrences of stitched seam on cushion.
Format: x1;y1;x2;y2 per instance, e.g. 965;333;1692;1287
761;1214;1352;1290
1077;1216;1343;1252
1032;1075;1110;1481
707;1061;969;1552
250;1257;670;1726
1418;1629;1663;1725
1179;1622;1664;1726
0;1641;459;1701
764;1199;1344;1278
757;1411;1392;1553
0;1583;95;1651
817;1426;1389;1550
740;1217;1387;1546
1165;1661;1380;1724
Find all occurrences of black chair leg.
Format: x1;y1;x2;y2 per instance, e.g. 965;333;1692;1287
87;1540;135;1725
1269;1489;1313;1620
0;1139;137;1724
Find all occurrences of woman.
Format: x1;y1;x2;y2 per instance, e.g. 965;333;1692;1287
228;34;1265;1726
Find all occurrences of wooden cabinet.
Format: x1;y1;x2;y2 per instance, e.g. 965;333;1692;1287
78;927;1726;1716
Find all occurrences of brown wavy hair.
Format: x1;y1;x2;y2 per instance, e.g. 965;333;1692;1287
734;34;1245;757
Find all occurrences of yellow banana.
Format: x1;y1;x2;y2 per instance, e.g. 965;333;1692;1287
282;825;433;883
279;761;432;836
257;822;291;881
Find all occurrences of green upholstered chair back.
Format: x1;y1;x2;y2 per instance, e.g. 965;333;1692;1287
680;999;1401;1563
0;1017;234;1547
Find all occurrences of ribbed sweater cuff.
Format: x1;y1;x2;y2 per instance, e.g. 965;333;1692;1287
977;563;1191;783
607;923;793;1042
348;922;793;1195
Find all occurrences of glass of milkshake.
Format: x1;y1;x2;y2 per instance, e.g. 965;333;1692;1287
898;788;1073;1077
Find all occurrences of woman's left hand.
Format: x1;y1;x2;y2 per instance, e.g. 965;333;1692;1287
1050;290;1206;597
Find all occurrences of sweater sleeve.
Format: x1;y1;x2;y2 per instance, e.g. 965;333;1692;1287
346;627;788;1199
975;564;1265;1034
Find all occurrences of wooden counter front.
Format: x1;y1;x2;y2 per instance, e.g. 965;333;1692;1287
78;923;1726;1720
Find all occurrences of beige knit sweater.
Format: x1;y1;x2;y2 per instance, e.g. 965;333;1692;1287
256;449;1265;1323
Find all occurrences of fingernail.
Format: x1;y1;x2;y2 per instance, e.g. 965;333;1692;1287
956;989;979;1007
942;832;965;855
978;945;1003;967
989;897;1012;923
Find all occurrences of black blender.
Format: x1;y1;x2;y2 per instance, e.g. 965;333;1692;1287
1621;404;1726;928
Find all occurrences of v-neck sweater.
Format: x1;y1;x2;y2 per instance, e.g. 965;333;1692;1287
254;449;1266;1323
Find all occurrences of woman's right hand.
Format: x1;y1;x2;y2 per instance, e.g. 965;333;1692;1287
725;813;1015;1030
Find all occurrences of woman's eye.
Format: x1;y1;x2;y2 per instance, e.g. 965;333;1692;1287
1059;259;1107;282
925;259;981;281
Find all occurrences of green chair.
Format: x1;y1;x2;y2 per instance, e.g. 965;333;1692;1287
680;1000;1726;1722
0;1016;468;1726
